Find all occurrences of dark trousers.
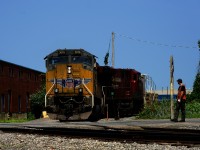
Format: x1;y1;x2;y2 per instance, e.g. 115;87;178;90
174;100;186;121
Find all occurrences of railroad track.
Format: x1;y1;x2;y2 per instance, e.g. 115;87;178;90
0;124;200;148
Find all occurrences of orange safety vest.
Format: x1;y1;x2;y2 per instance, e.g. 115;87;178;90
177;84;186;100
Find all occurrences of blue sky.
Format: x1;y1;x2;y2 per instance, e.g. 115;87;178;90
0;1;199;90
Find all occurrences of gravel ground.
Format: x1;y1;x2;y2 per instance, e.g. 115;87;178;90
0;132;199;150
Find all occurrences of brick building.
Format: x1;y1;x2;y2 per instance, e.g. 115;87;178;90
0;59;44;120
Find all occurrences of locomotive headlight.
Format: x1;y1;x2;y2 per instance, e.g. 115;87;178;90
67;66;72;74
54;88;59;93
78;88;83;96
79;88;83;93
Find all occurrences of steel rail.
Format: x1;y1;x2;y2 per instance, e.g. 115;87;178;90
0;125;200;148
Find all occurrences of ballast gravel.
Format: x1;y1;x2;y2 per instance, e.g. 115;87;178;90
0;132;199;150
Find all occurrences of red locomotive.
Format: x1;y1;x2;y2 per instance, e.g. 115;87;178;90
97;66;144;119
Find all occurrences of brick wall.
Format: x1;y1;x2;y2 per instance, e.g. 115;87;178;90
0;60;44;117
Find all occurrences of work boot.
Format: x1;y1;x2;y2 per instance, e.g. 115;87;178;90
181;112;185;122
179;120;185;122
170;119;178;122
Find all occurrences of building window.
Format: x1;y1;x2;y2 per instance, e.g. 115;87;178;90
0;95;2;113
1;95;5;112
9;68;13;77
41;74;45;81
18;95;21;113
34;74;38;81
26;92;29;112
19;70;23;78
28;73;31;80
0;65;3;75
8;90;11;112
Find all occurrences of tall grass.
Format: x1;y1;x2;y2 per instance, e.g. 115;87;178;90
138;100;200;119
186;100;200;118
0;113;35;123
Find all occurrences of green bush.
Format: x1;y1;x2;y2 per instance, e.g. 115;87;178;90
188;73;200;102
27;112;35;121
186;100;200;118
138;100;200;119
138;100;171;119
30;84;46;119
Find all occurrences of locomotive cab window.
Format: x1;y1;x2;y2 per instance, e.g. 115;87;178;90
71;56;92;66
46;56;69;71
51;56;69;65
133;74;138;81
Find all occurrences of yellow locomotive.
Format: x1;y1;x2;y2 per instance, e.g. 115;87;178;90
44;49;101;121
45;48;145;121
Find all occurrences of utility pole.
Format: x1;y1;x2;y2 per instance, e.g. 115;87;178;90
112;32;115;68
170;55;174;119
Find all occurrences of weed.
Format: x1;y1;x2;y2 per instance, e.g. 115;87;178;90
138;100;200;119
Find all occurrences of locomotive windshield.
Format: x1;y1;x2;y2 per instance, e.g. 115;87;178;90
51;56;69;64
71;56;92;66
45;49;95;71
46;56;69;70
46;55;93;70
47;56;69;65
46;56;92;66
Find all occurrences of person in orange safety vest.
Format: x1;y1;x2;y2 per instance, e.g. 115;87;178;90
171;78;186;122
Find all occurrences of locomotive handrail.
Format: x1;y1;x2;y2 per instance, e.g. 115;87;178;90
45;78;56;107
102;86;113;107
102;86;106;107
82;78;94;107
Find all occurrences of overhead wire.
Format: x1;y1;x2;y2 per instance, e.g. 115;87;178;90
115;32;198;49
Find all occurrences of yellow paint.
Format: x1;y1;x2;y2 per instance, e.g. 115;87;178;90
46;63;94;96
42;111;49;118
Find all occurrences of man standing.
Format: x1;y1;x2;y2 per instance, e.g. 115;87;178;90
171;79;186;122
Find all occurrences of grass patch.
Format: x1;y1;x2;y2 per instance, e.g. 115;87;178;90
0;113;35;123
138;99;200;119
0;119;29;123
186;100;200;118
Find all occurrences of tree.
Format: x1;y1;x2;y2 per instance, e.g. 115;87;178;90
29;84;46;119
188;40;200;101
198;40;200;73
189;73;200;101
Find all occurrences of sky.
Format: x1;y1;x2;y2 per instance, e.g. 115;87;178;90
0;1;200;90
